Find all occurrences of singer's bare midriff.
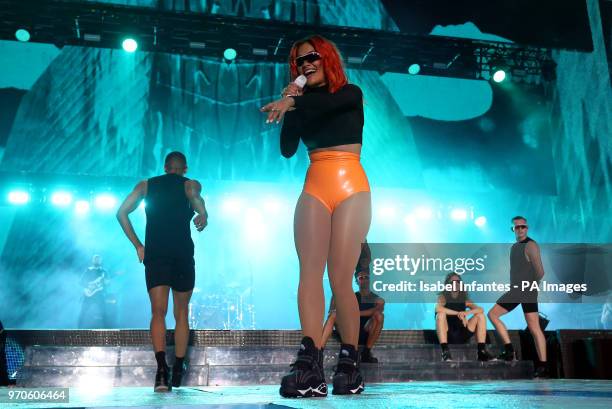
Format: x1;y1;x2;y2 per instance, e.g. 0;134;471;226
309;143;361;155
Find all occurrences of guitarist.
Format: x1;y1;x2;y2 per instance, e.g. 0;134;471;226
78;255;108;328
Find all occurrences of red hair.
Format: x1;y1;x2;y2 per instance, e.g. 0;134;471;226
288;35;348;93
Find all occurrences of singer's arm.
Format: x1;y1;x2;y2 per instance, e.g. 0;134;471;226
290;84;362;114
280;111;301;158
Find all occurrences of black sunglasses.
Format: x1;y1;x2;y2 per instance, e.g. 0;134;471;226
295;51;321;67
511;224;528;231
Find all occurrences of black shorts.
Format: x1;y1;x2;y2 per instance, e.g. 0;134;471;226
358;317;370;345
443;315;475;344
333;317;371;345
144;256;195;292
496;290;538;314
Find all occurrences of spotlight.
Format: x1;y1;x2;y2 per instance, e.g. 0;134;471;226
15;29;30;42
492;69;506;83
450;208;468;221
223;48;237;61
408;64;421;75
75;200;91;215
51;191;73;207
122;38;138;53
94;194;118;210
8;190;30;205
474;216;487;227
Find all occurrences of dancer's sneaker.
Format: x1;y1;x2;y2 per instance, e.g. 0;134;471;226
154;367;171;392
495;349;516;362
171;359;187;388
279;336;327;398
332;344;364;395
533;365;549;378
477;349;494;362
361;348;378;364
441;349;453;362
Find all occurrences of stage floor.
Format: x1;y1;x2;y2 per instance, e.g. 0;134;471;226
5;380;612;409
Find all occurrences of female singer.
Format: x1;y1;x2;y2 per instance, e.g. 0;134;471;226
261;35;370;397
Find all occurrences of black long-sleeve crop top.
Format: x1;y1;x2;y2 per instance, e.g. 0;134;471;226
279;83;364;158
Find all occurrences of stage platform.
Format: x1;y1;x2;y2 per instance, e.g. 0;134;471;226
6;329;538;387
4;380;612;409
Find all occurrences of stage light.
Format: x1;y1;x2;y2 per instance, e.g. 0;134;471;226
122;38;138;52
408;64;421;75
15;29;30;42
139;200;146;210
450;208;468;221
51;191;73;207
94;194;118;210
75;200;91;215
475;216;487;227
223;48;237;61
493;69;506;83
8;190;30;205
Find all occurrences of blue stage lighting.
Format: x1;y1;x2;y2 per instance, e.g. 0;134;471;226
408;64;421;75
75;200;91;215
122;38;138;52
223;48;237;61
450;208;468;221
8;190;30;205
15;29;30;42
94;194;118;210
493;69;506;83
474;216;487;227
51;191;73;207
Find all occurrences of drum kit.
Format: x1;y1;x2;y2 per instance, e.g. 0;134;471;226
188;283;255;329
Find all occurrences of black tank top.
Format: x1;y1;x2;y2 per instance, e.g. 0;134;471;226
510;237;536;285
144;174;194;260
355;291;381;311
444;300;467;312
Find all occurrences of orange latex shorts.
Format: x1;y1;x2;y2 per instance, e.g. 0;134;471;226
303;151;370;213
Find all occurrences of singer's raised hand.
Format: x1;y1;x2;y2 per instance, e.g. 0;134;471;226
260;96;295;124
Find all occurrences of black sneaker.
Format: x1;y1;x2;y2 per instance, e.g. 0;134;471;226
534;365;549;378
496;350;516;362
441;349;453;362
332;344;364;395
477;349;493;362
361;348;378;364
279;337;327;398
154;367;171;392
172;360;187;388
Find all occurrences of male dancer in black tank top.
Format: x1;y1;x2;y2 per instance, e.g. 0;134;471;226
487;216;548;378
117;152;208;392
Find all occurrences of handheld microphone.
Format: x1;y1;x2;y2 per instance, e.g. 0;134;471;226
294;75;307;89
